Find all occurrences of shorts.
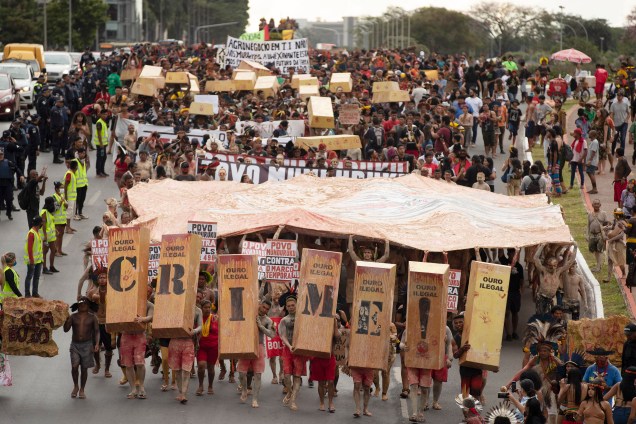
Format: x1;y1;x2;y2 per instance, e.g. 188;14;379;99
460;371;484;397
588;233;605;253
66;200;76;219
508;123;519;136
506;291;521;313
407;367;433;387
586;164;598;174
309;354;336;382
431;356;449;382
70;340;95;368
351;367;374;386
614;180;627;202
168;338;195;372
196;342;219;364
99;324;114;351
525;121;536;138
483;131;495;146
237;344;266;374
282;345;308;376
120;332;147;368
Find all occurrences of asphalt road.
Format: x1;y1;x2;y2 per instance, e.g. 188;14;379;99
0;111;541;424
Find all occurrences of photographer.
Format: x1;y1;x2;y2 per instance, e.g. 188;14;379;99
506;378;538;415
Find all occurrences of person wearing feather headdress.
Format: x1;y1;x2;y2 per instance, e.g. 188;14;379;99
576;378;614;424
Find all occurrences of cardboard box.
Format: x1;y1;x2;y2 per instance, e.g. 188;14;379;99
189;102;214;116
348;262;396;369
188;74;200;93
298;77;319;87
152;234;202;338
372;81;399;92
307;96;335;129
120;68;141;81
217;254;260;359
295;135;361;150
405;262;449;370
165;72;190;84
424;70;440;81
330;73;352;92
253;75;280;98
372;90;411;104
232;70;257;91
298;84;320;101
206;80;236;92
105;227;150;333
238;59;272;77
139;65;163;78
291;74;315;89
460;261;511;372
292;249;342;358
131;79;157;97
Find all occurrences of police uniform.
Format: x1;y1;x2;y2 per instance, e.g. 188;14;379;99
35;90;52;151
24;119;41;172
50;98;68;163
0;148;21;220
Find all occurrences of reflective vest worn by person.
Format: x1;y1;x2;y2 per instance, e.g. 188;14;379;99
64;169;77;201
74;158;88;189
39;209;56;242
0;266;20;303
92;118;109;147
52;193;66;225
23;228;44;264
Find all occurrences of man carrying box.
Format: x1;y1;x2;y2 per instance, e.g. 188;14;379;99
169;305;202;404
278;295;308;411
121;299;154;400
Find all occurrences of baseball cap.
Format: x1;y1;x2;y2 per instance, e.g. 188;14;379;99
2;130;10;138
54;181;63;187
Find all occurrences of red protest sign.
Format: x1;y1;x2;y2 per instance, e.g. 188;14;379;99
265;316;283;358
447;269;461;313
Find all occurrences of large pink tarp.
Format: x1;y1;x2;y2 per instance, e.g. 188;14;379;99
127;174;572;252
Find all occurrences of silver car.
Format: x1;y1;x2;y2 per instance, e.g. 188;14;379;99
44;51;77;80
0;62;35;106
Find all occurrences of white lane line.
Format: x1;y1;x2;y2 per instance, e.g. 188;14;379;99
62;234;74;248
393;367;409;419
87;190;102;206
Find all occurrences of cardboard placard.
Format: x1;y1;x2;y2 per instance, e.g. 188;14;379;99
334;330;349;366
372;90;411;104
189;102;215;116
139;65;163;78
265;239;299;281
291;73;315;89
329;72;352;92
405;262;449;370
165;72;190;84
292;249;342;358
148;243;160;283
424;70;440;81
348;262;396;369
308;96;335;129
217;254;259;359
205;79;236;92
238;59;272;77
120;68;141;81
567;316;631;367
105;227;150;333
295;135;362;151
131;79;157;97
298;77;319;87
232;70;257;90
460;261;511;371
188;75;200;93
447;269;461;313
338;104;361;125
152;234;202;338
298;84;320;101
253;75;280;98
265;316;283;358
91;239;109;269
241;241;267;280
187;221;217;265
373;81;399;92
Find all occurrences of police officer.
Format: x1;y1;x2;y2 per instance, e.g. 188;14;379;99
9;119;27;187
79;47;95;70
24;115;41;172
82;63;99;106
0;147;24;220
50;96;68;164
35;86;53;152
33;75;46;99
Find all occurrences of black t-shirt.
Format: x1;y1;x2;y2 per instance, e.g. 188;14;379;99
464;163;491;187
454;332;482;377
174;174;196;181
508;108;521;125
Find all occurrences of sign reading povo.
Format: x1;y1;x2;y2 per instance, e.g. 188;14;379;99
217;254;260;359
265;239;299;281
187;221;217;264
105;227;150;333
241;240;267;280
91;239;109;269
148;243;161;283
292;249;342;358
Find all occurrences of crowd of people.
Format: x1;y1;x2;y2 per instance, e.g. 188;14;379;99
0;38;636;422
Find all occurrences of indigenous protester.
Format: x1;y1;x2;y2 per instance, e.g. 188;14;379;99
63;297;99;399
278;295;306;411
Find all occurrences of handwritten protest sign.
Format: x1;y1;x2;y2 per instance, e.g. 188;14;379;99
148;243;161;283
338;104;361;125
91;239;109;269
447;269;461;313
265;316;283;358
265;239;299;281
241;241;267;280
224;36;310;73
187;221;217;265
567;316;630;367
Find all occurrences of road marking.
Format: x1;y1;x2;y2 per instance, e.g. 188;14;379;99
392;367;409;419
62;234;74;248
88;190;102;206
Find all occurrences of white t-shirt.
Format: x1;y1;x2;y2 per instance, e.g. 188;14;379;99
587;139;600;167
571;139;588;163
465;97;483;117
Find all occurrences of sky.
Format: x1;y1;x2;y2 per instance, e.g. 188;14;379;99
247;0;630;31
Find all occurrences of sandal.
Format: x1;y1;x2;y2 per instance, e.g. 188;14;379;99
161;384;168;392
104;371;112;378
196;388;204;396
208;387;214;395
400;389;410;399
127;392;137;399
137;391;147;399
329;407;336;413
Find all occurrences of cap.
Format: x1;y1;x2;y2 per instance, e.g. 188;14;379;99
318;143;327;151
2;130;10;138
625;323;636;333
54;181;63;188
573;128;582;135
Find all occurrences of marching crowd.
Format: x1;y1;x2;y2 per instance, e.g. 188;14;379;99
1;39;636;423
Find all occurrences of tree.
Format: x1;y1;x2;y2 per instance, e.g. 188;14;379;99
46;0;108;49
0;0;42;45
624;6;636;45
471;2;538;56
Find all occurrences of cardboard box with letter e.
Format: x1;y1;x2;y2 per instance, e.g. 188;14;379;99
308;96;335;129
152;234;202;338
460;261;510;371
293;249;342;358
105;227;150;333
217;254;260;359
405;262;449;370
349;262;396;369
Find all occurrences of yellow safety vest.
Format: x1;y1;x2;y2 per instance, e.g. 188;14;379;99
92;118;109;147
39;209;56;242
64;170;77;201
0;266;20;303
23;228;44;264
52;193;66;225
75;158;88;188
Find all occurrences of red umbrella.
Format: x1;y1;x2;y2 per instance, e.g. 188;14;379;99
550;48;592;64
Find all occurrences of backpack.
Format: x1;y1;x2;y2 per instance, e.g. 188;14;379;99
17;185;29;210
526;175;541;195
562;143;574;162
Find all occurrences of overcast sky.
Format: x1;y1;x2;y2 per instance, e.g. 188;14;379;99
247;0;630;31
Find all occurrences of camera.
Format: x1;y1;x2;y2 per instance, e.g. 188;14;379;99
497;392;510;399
511;381;517;392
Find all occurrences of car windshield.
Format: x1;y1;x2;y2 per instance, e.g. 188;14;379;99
45;54;71;65
0;65;29;79
0;76;10;90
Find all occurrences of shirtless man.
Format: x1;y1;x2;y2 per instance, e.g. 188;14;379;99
86;268;113;378
121;300;154;399
238;299;277;408
524;96;537;152
169;304;202;404
63;297;100;399
562;261;586;320
533;244;577;315
347;235;390;313
278;295;307;411
587;199;609;272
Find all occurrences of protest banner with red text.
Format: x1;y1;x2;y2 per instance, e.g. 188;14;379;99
241;241;267;280
187;221;217;265
265;316;283;358
265;239;299;282
91;239;109;269
447;269;461;313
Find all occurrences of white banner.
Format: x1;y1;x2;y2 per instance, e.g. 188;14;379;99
137;123;229;147
235;119;305;138
224;36;310;73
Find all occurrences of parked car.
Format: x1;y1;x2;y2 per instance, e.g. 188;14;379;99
0;72;20;120
0;62;35;106
3;43;46;77
44;51;77;80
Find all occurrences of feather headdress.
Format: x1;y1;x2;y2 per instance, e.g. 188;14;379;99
523;320;566;355
455;394;483;412
485;403;523;424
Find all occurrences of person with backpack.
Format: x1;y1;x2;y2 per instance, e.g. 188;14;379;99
521;164;546;195
569;128;588;191
19;169;47;230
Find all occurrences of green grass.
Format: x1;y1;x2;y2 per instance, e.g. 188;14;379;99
530;143;629;316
